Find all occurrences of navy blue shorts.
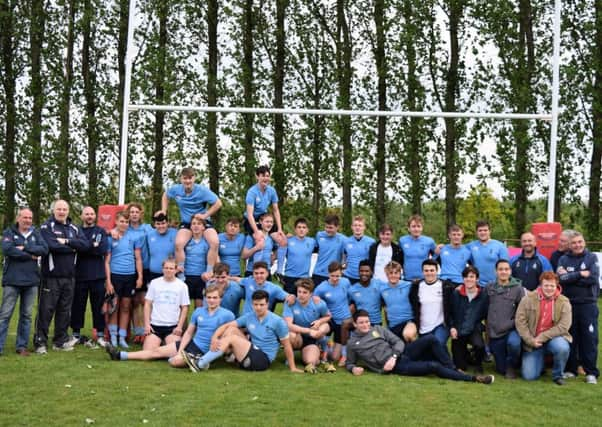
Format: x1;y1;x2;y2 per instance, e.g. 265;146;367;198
111;273;136;298
301;334;318;348
150;324;177;341
185;275;206;300
389;320;413;341
134;269;151;293
179;219;215;230
243;217;278;235
329;319;343;344
239;344;271;371
175;340;203;357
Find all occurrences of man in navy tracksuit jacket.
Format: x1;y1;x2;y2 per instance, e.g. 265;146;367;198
34;200;90;352
71;206;108;345
557;231;600;383
0;208;48;355
509;232;552;291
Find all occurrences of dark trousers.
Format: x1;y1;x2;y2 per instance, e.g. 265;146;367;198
34;277;75;347
567;303;599;377
451;329;485;371
393;335;473;381
71;279;105;333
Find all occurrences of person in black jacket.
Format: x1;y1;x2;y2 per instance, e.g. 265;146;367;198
0;208;48;356
71;206;109;347
368;223;403;282
34;200;90;354
409;259;454;347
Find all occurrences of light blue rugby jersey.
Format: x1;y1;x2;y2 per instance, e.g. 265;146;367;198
236;311;289;362
166;183;218;224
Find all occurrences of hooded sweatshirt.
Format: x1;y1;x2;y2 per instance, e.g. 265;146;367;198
486;277;526;339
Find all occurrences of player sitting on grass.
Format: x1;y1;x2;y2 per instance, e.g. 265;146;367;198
107;283;233;368
283;278;332;374
190;290;301;372
345;310;494;384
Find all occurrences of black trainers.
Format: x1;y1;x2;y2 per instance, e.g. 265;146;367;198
554;378;566;386
106;344;121;361
475;374;495;385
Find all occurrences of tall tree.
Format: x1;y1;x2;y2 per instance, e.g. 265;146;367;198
272;0;287;201
117;0;129;200
206;0;219;195
27;0;45;222
373;0;387;225
82;0;98;207
57;0;76;201
0;0;19;226
242;0;255;187
588;0;602;238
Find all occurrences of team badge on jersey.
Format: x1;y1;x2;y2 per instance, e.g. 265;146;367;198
371;330;380;338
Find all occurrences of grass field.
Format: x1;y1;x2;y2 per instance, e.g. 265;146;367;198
1;297;601;427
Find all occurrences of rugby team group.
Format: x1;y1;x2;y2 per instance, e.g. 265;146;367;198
0;166;599;386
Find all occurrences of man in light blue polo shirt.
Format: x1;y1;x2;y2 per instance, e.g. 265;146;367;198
343;216;375;284
281;217;316;293
312;214;346;285
399;214;436;281
239;261;294;314
468;220;509;287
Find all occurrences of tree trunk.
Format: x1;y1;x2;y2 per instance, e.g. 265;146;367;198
58;0;76;202
1;0;17;226
243;0;255;188
273;0;287;202
83;0;98;208
374;0;387;225
337;0;352;232
588;0;602;239
444;0;462;227
117;0;129;199
206;0;220;197
28;0;45;223
151;1;168;213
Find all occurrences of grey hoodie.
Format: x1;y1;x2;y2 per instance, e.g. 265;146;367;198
486;277;526;339
346;325;405;374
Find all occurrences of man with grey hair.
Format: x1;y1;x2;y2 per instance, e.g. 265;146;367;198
551;229;577;271
0;208;48;356
34;200;90;354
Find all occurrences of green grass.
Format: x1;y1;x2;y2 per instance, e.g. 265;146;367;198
1;297;601;427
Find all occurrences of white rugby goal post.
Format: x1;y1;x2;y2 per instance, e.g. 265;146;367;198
119;0;562;223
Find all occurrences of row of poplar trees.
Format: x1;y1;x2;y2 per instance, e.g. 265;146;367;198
0;0;601;239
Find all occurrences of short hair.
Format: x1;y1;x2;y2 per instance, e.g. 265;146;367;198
127;202;144;212
252;289;269;302
324;214;340;226
226;217;241;225
191;214;207;227
447;223;463;233
379;223;393;234
153;212;168;222
259;212;274;222
539;271;559;284
422;259;438;269
295;278;314;292
407;214;423;228
116;210;130;221
162;257;177;268
560;229;577;239
384;261;402;273
205;282;223;297
253;261;269;272
571;231;584;239
353;309;370;322
359;259;372;269
352;215;366;224
462;265;480;278
255;165;270;175
475;220;490;230
328;261;343;273
213;262;230;276
180;167;196;177
294;217;308;227
495;259;510;269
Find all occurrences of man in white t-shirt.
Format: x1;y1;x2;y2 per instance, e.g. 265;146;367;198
141;258;190;351
368;224;403;282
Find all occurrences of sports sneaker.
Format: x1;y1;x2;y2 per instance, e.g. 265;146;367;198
106;345;121;361
585;375;598;384
52;343;75;351
337;356;347;367
35;346;47;355
554;378;566;386
562;372;577;379
324;362;336;373
475;374;495;385
304;363;318;374
224;353;236;363
16;348;30;357
181;351;201;373
96;337;108;348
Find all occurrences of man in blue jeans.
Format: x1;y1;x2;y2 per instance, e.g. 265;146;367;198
345;310;494;384
515;272;572;385
0;208;48;356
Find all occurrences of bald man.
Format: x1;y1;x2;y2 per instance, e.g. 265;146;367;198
34;200;90;354
509;232;552;291
71;207;109;346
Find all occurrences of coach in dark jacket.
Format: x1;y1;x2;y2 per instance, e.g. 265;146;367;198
0;208;48;356
34;200;90;353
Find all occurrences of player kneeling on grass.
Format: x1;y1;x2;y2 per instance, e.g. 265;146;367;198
190;290;302;372
107;282;233;367
283;278;332;373
345;310;494;384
